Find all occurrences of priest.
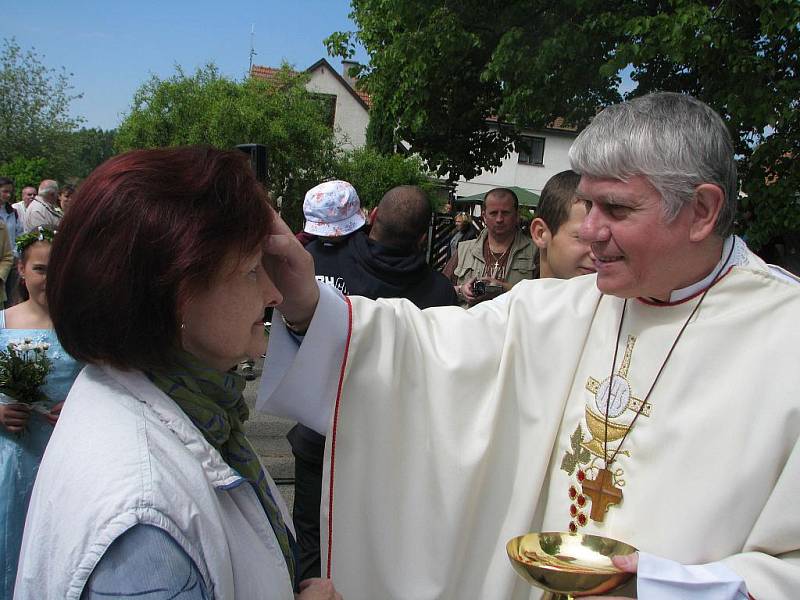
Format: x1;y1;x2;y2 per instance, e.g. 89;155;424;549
259;92;800;599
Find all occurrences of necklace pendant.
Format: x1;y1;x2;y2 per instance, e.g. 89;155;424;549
581;468;623;523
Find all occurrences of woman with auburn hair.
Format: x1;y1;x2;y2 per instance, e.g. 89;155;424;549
0;227;82;599
14;147;341;600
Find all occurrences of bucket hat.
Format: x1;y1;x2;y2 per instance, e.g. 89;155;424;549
303;180;365;237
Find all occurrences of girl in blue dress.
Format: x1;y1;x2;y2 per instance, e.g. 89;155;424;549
0;227;82;598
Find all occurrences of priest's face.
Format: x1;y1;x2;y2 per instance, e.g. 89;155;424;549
577;175;695;300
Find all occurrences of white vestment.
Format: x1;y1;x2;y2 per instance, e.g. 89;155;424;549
259;243;800;599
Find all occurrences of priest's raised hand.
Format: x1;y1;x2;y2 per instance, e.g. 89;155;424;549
263;213;320;334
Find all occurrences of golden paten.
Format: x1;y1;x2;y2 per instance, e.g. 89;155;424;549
506;532;636;599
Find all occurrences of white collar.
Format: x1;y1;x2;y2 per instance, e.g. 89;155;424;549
667;236;747;302
101;365;244;488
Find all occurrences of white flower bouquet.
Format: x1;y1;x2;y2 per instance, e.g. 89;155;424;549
0;339;53;416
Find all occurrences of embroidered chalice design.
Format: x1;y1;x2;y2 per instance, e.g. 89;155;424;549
582;335;651;460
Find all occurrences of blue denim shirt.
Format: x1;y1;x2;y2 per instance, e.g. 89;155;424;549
81;525;208;599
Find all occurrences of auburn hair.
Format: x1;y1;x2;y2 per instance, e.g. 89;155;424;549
47;145;274;370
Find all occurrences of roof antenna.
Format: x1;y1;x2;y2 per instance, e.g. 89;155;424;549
249;24;257;73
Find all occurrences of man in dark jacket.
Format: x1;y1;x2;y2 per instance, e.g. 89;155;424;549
308;186;457;307
288;183;457;581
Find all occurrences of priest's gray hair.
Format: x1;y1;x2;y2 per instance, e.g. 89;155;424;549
569;92;737;237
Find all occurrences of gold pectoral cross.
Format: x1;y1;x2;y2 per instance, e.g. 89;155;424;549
581;468;623;523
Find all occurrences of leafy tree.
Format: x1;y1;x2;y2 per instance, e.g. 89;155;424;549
115;63;339;230
332;146;442;210
326;2;622;182
598;0;800;248
67;128;116;179
0;38;84;180
0;156;49;197
280;148;441;234
327;0;800;248
364;109;397;155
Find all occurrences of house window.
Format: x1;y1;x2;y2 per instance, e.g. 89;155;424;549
518;136;545;166
311;93;337;129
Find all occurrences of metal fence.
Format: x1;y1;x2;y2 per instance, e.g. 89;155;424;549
427;213;485;271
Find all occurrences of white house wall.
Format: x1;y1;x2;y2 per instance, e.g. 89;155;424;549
306;66;369;150
455;132;576;198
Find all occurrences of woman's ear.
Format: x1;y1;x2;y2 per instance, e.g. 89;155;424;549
530;218;551;250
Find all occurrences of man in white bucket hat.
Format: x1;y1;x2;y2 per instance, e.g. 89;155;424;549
302;180;365;241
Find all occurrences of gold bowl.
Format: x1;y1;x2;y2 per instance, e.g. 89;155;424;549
507;532;637;598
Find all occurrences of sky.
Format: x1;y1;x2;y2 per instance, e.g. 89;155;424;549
3;0;368;130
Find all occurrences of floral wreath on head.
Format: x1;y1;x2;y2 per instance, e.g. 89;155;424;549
16;226;56;255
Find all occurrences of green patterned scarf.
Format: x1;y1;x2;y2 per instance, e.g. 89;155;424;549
146;352;296;585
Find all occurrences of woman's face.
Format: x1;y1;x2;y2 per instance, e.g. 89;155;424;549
19;242;50;307
180;246;282;371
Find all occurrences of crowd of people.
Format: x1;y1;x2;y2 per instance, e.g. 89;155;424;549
0;91;798;600
0;177;75;306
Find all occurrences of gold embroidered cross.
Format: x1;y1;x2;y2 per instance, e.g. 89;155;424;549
582;468;623;523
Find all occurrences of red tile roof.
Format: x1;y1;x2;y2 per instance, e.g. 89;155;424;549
354;88;372;108
250;65;297;81
548;117;577;132
486;115;578;132
251;60;372;110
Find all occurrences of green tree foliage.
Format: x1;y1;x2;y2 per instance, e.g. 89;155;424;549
0;157;49;194
68;127;116;179
326;3;622;183
364;109;397;155
600;0;800;248
281;148;441;233
328;0;800;248
0;38;84;183
115;63;339;229
333;147;441;210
